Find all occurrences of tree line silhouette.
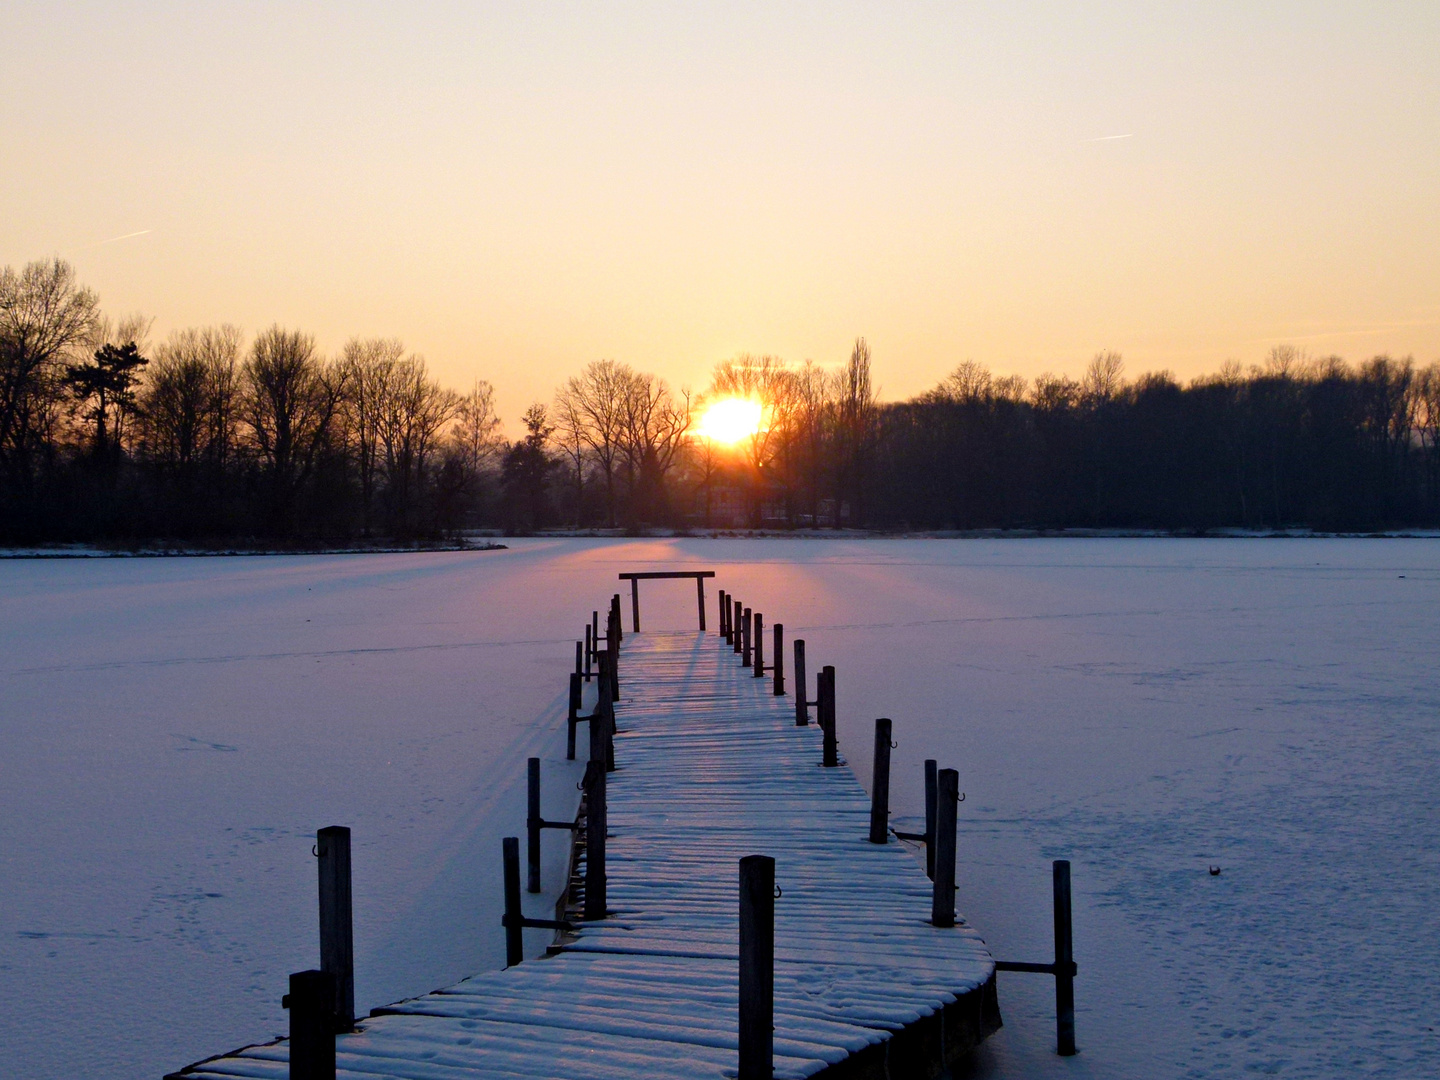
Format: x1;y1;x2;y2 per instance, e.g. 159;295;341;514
3;257;1437;543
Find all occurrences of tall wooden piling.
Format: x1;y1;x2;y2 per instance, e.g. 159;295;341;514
584;677;610;920
574;640;583;676
773;623;785;696
738;855;775;1080
612;595;622;642
1054;860;1076;1055
527;758;542;893
742;607;753;667
630;578;641;633
592;610;599;659
819;666;837;767
567;673;582;760
720;590;730;642
753;613;765;677
696;575;707;631
285;969;336;1080
502;836;524;967
931;768;958;927
733;600;743;654
316;826;354;1031
924;759;938;880
584;625;592;681
793;639;807;725
869;719;892;844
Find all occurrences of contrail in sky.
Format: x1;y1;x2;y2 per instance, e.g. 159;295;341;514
1085;133;1134;142
93;229;152;246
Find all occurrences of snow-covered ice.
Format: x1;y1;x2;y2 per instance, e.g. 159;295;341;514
2;538;1437;1078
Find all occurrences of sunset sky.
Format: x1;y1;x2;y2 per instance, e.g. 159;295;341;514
4;2;1438;422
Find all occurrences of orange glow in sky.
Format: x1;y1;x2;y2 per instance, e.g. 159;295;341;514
698;398;763;445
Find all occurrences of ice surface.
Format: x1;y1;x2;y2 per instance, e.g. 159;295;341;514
3;538;1438;1078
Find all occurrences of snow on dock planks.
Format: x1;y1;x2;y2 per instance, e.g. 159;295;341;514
166;622;1000;1080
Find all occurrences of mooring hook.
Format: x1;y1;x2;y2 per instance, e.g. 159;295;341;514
889;739;898;749
958;792;966;803
311;844;319;857
774;885;783;899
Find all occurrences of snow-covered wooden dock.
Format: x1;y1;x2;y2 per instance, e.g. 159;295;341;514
169;628;999;1079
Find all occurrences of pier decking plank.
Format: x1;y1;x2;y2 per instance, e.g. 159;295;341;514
170;630;997;1079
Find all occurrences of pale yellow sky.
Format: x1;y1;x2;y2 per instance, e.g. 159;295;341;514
3;2;1438;424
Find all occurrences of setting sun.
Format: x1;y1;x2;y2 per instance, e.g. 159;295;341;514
697;397;763;445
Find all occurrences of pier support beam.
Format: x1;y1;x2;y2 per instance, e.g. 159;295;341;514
753;613;765;678
584;676;610;920
925;759;938;879
742;607;753;667
738;855;775;1080
720;589;730;641
316;826;354;1031
502;836;525;966
819;666;837;767
869;719;892;843
773;624;785;696
734;600;743;654
793;640;808;725
931;769;958;926
1054;860;1076;1056
284;969;336;1080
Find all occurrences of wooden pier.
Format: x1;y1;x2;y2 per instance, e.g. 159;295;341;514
168;609;1002;1079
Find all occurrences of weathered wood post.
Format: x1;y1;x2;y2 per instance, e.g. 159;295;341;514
584;678;609;920
738;855;775;1080
612;594;623;642
742;607;753;667
773;623;785;696
793;639;808;725
527;758;543;893
733;599;743;655
567;672;583;760
931;768;959;927
1054;860;1076;1056
819;666;838;767
630;577;640;633
584;625;593;681
316;826;354;1031
574;640;583;677
753;612;765;677
502;836;524;967
924;759;938;880
592;610;599;659
697;575;707;631
720;589;730;641
285;969;336;1080
869;719;892;844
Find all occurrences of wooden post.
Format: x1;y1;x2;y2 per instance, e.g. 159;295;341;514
819;666;837;767
592;610;599;659
742;607;753;667
1054;859;1076;1055
285;969;336;1080
869;719;892;844
613;594;622;642
773;623;785;696
697;575;707;631
752;613;765;677
567;673;582;760
924;759;938;880
630;578;640;633
720;589;730;641
316;826;354;1031
527;758;542;893
931;768;958;927
793;639;808;725
738;855;775;1080
585;678;609;920
502;836;524;967
584;625;592;681
574;640;583;676
733;599;743;654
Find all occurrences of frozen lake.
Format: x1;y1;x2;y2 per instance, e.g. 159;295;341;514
2;539;1437;1078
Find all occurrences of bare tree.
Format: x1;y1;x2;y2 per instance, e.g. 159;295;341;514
555;360;630;527
375;354;461;535
1081;350;1125;406
337;337;404;534
618;371;692;525
243;326;346;533
835;337;878;525
0;259;100;497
